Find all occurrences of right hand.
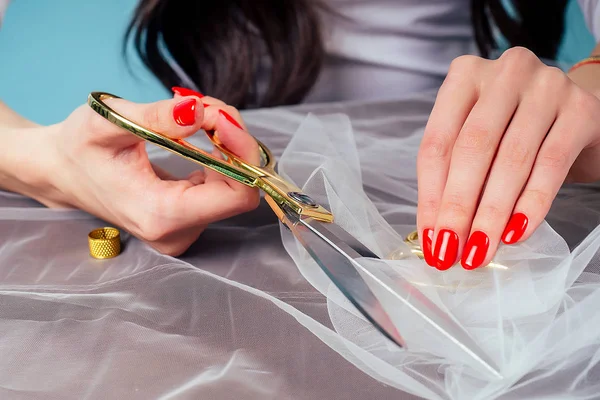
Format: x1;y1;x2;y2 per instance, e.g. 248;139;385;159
25;90;260;256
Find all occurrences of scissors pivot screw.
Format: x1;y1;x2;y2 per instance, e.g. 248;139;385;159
288;192;318;208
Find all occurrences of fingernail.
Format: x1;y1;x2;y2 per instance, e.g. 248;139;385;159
461;231;489;270
433;229;459;271
502;213;528;244
203;103;210;108
172;86;204;98
219;109;244;130
173;98;197;126
422;228;435;266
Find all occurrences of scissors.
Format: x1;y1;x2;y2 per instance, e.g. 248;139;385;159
88;92;501;379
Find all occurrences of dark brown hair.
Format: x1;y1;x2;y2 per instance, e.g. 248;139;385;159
472;0;568;59
125;0;568;109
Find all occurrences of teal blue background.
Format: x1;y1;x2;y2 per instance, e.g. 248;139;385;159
0;0;596;125
0;0;168;125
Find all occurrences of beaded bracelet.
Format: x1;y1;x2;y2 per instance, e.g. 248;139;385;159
569;55;600;73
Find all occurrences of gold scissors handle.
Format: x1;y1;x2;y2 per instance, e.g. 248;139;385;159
87;92;333;223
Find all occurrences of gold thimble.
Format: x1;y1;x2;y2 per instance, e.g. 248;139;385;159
88;227;121;259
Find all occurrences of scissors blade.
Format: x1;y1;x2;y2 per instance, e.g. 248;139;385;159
281;206;502;379
282;206;406;347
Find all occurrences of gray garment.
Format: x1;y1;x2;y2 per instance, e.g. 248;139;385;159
305;0;476;103
579;0;600;40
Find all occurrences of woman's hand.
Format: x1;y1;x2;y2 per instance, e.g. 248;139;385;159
21;89;260;256
417;47;600;270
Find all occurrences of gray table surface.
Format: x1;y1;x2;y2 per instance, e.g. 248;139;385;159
2;91;600;400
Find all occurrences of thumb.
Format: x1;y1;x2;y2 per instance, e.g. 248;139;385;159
84;95;205;148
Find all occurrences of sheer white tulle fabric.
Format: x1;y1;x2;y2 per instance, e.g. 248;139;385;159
277;112;600;399
2;96;600;399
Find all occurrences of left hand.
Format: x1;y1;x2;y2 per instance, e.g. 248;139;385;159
417;46;600;271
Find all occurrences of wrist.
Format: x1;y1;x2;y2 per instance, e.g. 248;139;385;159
0;124;70;207
568;55;600;101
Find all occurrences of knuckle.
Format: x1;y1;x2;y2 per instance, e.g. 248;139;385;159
536;66;568;91
455;122;495;155
500;46;538;66
221;105;246;129
223;105;243;122
537;144;571;170
447;55;480;78
499;139;531;169
442;194;471;221
419;131;451;159
522;188;552;210
496;47;539;79
419;196;441;217
202;96;226;107
532;67;569;100
476;203;506;222
223;104;240;116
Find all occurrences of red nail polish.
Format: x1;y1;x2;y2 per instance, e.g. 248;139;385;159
422;228;435;266
461;231;489;270
219;109;244;130
173;98;196;126
203;103;210;108
502;213;528;244
433;229;459;271
172;86;204;98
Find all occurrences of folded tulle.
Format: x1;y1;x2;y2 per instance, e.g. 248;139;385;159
278;112;600;399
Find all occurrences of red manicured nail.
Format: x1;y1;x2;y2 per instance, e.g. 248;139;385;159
203;103;210;108
433;229;459;271
461;231;489;270
173;98;197;126
172;86;204;98
219;109;244;130
422;228;435;267
502;213;528;244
